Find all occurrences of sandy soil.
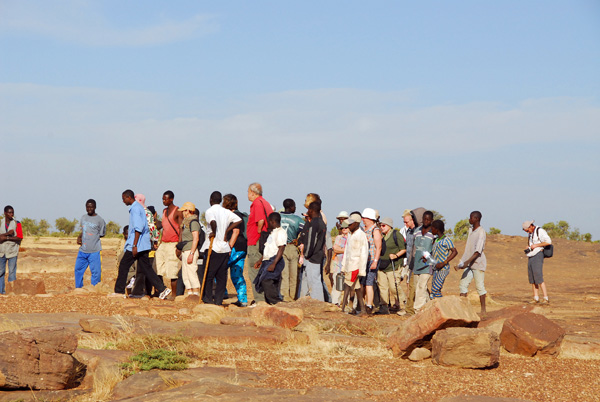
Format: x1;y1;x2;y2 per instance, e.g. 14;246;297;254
2;235;600;401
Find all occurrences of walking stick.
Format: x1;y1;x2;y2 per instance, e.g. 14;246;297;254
199;237;214;304
391;259;401;308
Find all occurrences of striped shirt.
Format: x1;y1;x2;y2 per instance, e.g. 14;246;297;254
432;236;455;270
364;225;381;265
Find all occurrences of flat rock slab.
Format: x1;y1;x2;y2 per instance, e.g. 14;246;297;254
432;327;499;368
0;326;85;390
478;304;535;335
5;278;46;295
0;388;88;401
251;304;304;329
500;312;565;356
111;367;265;400
439;396;534;402
387;295;480;357
112;377;378;401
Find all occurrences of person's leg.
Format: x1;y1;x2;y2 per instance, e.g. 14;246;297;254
7;256;17;284
176;268;186;296
459;268;474;297
130;260;148;296
305;261;325;301
74;251;89;288
431;268;450;298
229;250;247;304
355;285;367;316
405;271;417;315
181;250;193;293
115;251;136;294
280;245;292;301
414;273;432;311
377;270;390;306
246;245;264;303
473;269;487;316
540;282;548;301
262;278;279;305
137;251;167;295
213;253;229;305
88;251;102;286
0;256;7;294
288;245;299;300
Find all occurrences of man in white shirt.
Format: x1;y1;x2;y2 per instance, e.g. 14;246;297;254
522;220;552;304
200;191;241;305
340;213;368;316
253;212;287;305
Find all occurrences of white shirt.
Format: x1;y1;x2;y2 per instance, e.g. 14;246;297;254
341;229;368;276
527;226;552;258
201;204;241;254
263;227;287;260
460;226;487;271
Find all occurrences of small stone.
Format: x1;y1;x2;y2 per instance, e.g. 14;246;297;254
408;347;431;361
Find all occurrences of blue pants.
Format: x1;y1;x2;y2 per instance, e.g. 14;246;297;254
74;251;102;288
228;248;247;304
431;267;450;298
0;255;18;294
300;261;325;302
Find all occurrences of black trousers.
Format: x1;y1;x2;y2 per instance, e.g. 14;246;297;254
115;250;165;295
201;252;229;305
131;256;157;296
262;278;281;305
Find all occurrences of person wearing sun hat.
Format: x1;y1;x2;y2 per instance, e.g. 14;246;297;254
361;207;382;315
178;201;201;295
522;219;552;304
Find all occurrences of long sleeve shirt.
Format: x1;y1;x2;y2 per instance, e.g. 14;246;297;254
341;229;368;277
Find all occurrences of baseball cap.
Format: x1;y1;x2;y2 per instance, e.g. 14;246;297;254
340;220;350;229
522;220;534;230
347;213;362;224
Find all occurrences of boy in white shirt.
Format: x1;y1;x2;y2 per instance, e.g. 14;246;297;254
254;212;287;305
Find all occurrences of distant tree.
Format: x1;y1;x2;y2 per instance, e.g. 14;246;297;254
55;217;78;235
21;218;40;236
330;226;339;238
488;227;501;235
431;210;446;224
567;228;582;241
453;219;470;240
542;220;588;242
199;212;207;227
105;221;121;237
38;219;51;235
583;233;592;242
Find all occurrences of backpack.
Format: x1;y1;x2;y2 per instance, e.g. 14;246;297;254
535;227;554;258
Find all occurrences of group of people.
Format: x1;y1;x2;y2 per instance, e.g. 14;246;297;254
1;186;554;312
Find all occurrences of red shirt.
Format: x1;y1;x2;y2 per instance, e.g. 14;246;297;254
247;196;273;246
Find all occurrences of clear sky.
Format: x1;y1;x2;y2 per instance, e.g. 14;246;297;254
1;0;599;238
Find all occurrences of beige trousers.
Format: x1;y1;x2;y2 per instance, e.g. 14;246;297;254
281;244;299;301
156;242;180;279
377;270;406;307
414;273;432;311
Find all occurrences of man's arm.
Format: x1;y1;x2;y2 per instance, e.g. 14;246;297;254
187;230;200;265
209;220;217;239
229;228;240;249
257;219;265;234
225;220;241;238
370;228;382;270
132;231;141;257
436;247;458;269
267;245;285;272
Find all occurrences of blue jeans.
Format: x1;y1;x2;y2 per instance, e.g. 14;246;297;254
74;250;102;288
300;261;325;302
0;255;18;294
228;248;247;304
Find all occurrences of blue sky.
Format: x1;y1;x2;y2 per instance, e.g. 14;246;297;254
1;0;599;239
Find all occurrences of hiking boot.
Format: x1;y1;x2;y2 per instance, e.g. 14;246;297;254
540;298;550;305
233;300;248;307
366;305;374;316
375;305;390;315
529;299;540;304
159;288;172;300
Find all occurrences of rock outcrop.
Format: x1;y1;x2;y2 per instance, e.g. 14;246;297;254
500;312;565;356
432;327;500;368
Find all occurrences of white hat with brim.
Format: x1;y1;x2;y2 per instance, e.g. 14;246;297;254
522;220;534;230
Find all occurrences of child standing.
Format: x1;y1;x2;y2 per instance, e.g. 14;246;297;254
253;213;287;305
430;220;458;298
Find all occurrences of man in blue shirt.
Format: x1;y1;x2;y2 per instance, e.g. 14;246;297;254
280;198;304;301
113;189;171;299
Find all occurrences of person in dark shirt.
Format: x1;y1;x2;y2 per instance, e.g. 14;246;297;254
298;202;327;301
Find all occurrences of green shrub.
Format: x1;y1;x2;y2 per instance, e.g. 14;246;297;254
121;349;188;376
488;227;501;235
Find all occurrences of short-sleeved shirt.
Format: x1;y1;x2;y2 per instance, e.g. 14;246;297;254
181;219;201;252
413;226;436;274
280;212;304;243
125;201;151;252
432;236;455;270
527;227;552;258
201;204;241;253
247;196;273;246
380;229;406;272
364;224;381;266
333;234;348;272
79;214;106;254
263;227;287;260
460;226;487;271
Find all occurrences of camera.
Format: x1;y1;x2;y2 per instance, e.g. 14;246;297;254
523;248;531;254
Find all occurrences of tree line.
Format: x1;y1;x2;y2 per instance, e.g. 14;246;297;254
17;217;122;238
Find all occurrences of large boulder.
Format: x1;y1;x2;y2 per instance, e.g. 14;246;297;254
432;327;500;369
251;304;304;329
478;304;535;336
191;304;227;324
5;278;46;295
0;326;85;390
500;312;565;356
387;296;480;357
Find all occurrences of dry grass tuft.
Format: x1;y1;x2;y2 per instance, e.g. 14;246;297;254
74;364;124;402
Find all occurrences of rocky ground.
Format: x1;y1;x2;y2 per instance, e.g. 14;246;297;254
0;235;599;401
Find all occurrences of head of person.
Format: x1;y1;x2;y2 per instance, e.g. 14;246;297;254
470;210;482;226
267;212;281;230
340;220;350;235
522;220;535;234
431;219;445;237
3;205;14;221
223;194;238;211
347;213;362;233
361;208;377;227
307;201;321;219
304;193;321;209
122;189;135;206
283;198;296;213
210;191;222;206
85;199;96;216
336;211;349;223
422;211;434;228
162;190;175;207
123;225;129;238
248;182;262;202
380;217;394;234
178;202;196;218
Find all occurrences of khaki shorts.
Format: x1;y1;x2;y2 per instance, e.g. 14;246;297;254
156;242;181;279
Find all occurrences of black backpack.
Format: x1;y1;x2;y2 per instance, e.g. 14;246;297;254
535;227;554;258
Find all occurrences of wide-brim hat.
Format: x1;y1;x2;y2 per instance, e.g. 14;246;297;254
380;217;394;227
178;201;196;212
